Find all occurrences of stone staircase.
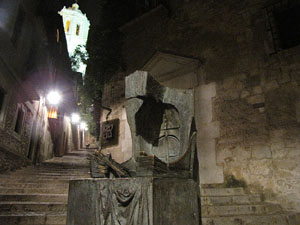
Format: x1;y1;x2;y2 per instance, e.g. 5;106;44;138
201;187;300;225
0;150;92;225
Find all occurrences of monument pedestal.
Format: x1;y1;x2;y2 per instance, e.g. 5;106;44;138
67;178;199;225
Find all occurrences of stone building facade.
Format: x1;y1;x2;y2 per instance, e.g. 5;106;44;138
0;0;78;172
99;0;300;212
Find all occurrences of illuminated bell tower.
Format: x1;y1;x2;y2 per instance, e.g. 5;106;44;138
58;2;90;75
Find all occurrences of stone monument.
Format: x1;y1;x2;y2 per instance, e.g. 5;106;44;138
67;71;200;225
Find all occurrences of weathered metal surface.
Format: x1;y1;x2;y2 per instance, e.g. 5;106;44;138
67;178;199;225
125;71;197;179
68;71;200;225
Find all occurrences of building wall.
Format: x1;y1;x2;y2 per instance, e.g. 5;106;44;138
0;0;78;171
101;80;132;163
100;0;300;211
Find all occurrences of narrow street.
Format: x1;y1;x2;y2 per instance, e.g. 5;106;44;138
0;149;92;225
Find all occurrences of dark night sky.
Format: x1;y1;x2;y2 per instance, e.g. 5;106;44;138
49;0;96;24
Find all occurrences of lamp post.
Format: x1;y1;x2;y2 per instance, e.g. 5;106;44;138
71;113;80;124
47;91;62;105
47;91;62;119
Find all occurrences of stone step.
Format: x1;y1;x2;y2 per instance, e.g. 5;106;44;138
0;183;68;189
21;166;90;171
0;202;67;213
201;194;262;206
0;213;66;225
11;173;89;178
13;167;89;172
201;187;245;197
12;170;90;175
286;212;300;225
0;174;90;179
201;203;282;217
0;194;68;202
42;160;89;164
0;188;68;194
65;152;91;157
0;177;79;183
202;214;290;225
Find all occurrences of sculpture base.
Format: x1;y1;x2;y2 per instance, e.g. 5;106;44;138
67;178;200;225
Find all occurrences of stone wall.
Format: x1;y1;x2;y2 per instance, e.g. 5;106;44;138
99;0;300;211
215;74;300;211
100;96;132;163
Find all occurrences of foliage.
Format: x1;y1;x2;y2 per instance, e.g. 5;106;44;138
70;45;88;72
76;0;134;136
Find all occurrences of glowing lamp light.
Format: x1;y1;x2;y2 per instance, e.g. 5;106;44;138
71;113;80;124
47;91;61;105
80;122;87;130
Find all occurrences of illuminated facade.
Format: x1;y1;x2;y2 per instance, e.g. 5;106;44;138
58;3;90;75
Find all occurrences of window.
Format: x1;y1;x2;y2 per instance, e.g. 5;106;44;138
76;24;80;36
265;1;300;53
66;20;71;33
0;89;5;112
11;6;25;45
14;106;25;134
275;5;300;50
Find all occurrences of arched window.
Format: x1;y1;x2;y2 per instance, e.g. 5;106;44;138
76;24;80;36
66;20;71;32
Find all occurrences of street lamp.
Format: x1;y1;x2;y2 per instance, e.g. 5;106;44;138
80;121;88;131
47;91;62;105
71;113;80;124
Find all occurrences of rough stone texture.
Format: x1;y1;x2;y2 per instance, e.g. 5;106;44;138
0;149;30;173
201;186;300;225
0;1;77;170
99;0;300;212
67;178;199;225
195;83;223;184
0;154;90;224
100;102;132;163
215;75;300;211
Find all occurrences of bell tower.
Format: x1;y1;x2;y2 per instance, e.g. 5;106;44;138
58;2;90;75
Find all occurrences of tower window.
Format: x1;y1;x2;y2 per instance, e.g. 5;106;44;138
76;24;80;36
14;106;25;134
66;20;71;32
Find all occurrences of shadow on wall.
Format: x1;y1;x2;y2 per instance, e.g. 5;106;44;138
135;96;180;146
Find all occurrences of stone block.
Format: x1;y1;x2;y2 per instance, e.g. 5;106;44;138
290;70;300;81
201;203;281;217
252;86;263;95
279;74;290;84
247;94;265;105
245;76;261;88
251;145;271;159
264;80;279;92
223;77;244;90
232;194;262;205
198;138;224;184
202;214;289;225
249;159;272;177
222;90;240;100
240;90;250;98
273;159;298;171
201;187;245;197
